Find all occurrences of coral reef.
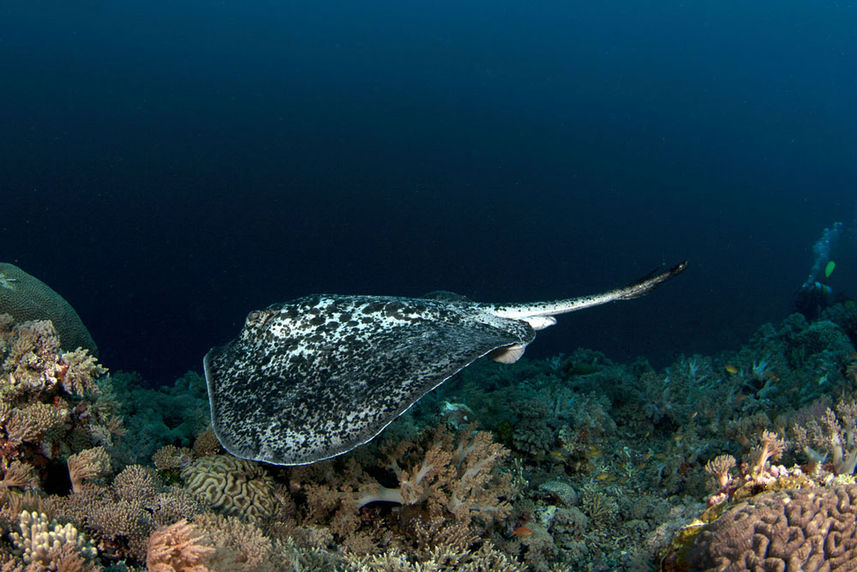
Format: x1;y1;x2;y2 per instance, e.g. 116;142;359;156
4;297;857;570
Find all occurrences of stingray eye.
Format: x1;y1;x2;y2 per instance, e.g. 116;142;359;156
246;311;263;326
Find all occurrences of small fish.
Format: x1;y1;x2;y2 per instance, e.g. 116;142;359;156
724;364;738;374
587;447;603;458
595;472;611;481
511;526;533;536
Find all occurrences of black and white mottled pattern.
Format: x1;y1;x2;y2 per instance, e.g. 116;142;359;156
204;262;686;465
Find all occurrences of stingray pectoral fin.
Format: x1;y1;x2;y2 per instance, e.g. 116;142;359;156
204;317;534;466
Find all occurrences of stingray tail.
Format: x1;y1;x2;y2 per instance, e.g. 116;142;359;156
493;260;687;322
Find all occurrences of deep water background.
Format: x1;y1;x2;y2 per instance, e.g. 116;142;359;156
2;2;856;385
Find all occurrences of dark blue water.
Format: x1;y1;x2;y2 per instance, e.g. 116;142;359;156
2;2;856;384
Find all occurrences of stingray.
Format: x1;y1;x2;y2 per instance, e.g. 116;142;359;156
204;261;686;465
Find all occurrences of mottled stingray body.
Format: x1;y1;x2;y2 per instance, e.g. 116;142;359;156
204;262;686;465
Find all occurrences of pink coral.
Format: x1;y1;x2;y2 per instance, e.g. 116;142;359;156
146;519;214;572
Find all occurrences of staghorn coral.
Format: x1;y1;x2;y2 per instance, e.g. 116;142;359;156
146;518;215;572
673;485;857;570
8;510;98;571
0;264;97;354
47;467;203;563
88;497;154;560
151;486;206;526
180;455;279;522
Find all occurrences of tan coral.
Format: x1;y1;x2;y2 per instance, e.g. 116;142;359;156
0;263;98;354
152;445;194;472
192;428;222;458
67;446;111;493
675;485;857;570
113;464;161;505
9;510;98;571
58;349;107;396
704;454;736;491
147;519;215;572
181;455;278;522
0;461;38;490
194;513;275;570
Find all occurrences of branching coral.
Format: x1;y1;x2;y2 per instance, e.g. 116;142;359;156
146;519;215;572
9;510;98;571
0;316;114;479
292;424;516;557
113;464;160;506
354;426;515;529
152;444;194;472
791;398;857;474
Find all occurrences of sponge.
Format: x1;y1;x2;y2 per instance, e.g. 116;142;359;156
0;262;98;355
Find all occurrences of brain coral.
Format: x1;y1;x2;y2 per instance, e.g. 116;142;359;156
180;455;277;521
0;263;97;354
678;485;857;570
